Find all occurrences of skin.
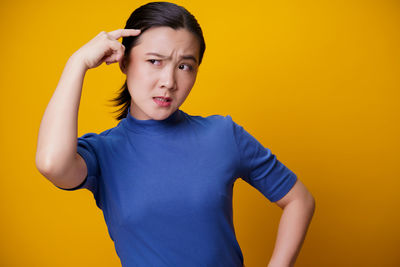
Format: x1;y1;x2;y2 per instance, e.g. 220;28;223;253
120;26;201;120
269;180;315;267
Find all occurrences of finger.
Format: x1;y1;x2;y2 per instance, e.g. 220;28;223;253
117;45;126;63
108;28;141;40
105;42;125;65
105;50;124;65
107;39;124;52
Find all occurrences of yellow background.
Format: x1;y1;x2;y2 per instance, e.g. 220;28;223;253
1;0;399;266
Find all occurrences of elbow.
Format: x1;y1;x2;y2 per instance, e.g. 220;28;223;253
35;152;84;189
35;155;57;183
35;152;65;182
301;181;316;215
306;193;316;216
35;157;67;188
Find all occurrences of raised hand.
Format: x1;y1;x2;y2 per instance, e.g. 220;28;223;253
73;29;141;70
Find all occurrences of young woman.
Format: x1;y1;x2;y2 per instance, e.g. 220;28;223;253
35;2;315;266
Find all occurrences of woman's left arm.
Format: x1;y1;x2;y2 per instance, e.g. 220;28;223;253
268;179;316;267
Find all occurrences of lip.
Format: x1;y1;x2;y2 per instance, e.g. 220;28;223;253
153;96;172;101
153;96;172;107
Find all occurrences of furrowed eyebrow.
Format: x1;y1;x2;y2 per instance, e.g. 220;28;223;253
145;52;167;58
145;52;198;64
181;55;198;64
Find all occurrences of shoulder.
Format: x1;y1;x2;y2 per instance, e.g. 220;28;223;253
182;111;236;129
77;125;120;143
184;112;255;144
180;111;241;142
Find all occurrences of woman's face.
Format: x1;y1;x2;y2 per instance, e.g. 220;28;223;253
122;26;200;120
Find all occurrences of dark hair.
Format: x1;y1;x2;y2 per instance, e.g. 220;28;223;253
109;1;206;120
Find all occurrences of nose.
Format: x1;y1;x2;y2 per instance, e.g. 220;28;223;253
159;65;176;90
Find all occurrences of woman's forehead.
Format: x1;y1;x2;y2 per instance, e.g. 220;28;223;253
132;27;200;59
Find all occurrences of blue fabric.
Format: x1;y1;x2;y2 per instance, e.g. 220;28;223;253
57;107;297;267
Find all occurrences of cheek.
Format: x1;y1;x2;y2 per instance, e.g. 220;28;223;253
178;73;197;90
127;64;153;91
128;62;144;82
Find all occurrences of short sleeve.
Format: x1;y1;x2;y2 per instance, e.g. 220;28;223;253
230;116;297;202
56;132;101;195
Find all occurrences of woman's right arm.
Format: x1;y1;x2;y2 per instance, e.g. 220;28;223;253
35;29;140;189
35;52;89;189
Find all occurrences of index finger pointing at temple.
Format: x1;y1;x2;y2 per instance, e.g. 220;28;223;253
108;29;141;39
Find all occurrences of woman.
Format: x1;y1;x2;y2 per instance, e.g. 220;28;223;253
35;2;315;266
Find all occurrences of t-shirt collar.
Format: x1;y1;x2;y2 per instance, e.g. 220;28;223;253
122;106;184;134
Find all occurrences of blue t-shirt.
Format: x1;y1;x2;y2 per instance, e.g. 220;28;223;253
58;107;297;267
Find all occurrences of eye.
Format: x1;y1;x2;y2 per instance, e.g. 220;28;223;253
178;64;193;71
148;59;161;66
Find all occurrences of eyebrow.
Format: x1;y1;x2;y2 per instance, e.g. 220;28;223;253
145;52;198;64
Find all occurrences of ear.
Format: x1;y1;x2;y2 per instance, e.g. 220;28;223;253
119;56;128;74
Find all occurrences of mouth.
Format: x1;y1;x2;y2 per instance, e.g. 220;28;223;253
153;96;172;107
153;96;172;102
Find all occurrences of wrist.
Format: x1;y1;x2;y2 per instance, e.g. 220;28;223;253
69;52;89;72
